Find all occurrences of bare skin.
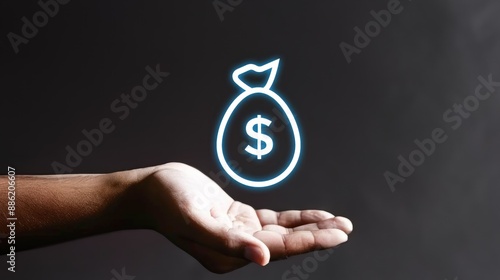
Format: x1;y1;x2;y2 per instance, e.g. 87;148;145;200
0;162;352;273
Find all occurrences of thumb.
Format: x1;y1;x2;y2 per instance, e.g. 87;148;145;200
185;204;271;266
219;228;271;266
191;222;271;266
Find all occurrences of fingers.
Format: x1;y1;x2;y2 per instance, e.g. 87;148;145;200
254;229;348;260
256;209;335;228
255;212;352;261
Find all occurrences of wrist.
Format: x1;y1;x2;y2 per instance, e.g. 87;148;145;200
101;166;158;232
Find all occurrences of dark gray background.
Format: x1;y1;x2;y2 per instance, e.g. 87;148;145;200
1;0;499;279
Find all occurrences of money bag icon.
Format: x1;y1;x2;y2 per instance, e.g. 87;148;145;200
216;59;302;188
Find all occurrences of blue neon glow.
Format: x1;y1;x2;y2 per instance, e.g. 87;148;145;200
216;59;302;188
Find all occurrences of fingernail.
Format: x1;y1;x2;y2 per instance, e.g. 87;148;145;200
244;246;263;265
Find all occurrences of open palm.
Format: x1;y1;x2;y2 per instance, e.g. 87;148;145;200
141;163;352;273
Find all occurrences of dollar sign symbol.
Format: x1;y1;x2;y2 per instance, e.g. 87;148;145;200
245;115;274;160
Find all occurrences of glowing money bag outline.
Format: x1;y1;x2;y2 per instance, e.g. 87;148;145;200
216;59;302;188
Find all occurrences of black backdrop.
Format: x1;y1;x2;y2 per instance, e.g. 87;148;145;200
2;0;500;279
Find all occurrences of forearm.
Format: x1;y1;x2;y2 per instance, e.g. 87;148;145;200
0;167;155;253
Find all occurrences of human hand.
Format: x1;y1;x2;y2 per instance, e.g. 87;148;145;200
138;163;353;273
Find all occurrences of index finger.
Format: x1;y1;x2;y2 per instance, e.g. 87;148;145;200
256;209;335;228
